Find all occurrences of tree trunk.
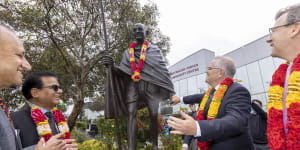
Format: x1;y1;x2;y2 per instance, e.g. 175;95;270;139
67;87;85;131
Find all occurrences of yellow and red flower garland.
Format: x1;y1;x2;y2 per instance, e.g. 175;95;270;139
129;40;148;82
267;53;300;150
31;106;71;142
196;77;233;150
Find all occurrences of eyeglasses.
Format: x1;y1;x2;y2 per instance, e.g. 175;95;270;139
206;67;221;71
269;23;294;35
42;85;62;92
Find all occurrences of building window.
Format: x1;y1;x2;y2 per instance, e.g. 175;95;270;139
247;62;264;95
187;76;198;95
174;81;179;96
258;57;276;92
197;73;208;94
179;79;187;97
235;66;250;91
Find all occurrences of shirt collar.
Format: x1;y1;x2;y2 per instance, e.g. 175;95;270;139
30;102;52;114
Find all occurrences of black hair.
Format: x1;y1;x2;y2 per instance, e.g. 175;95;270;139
252;99;262;107
22;71;57;100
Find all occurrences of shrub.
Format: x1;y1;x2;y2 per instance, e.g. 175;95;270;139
71;127;89;143
77;139;119;150
76;121;88;130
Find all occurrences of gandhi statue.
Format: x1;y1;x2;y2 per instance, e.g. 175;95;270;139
103;23;174;150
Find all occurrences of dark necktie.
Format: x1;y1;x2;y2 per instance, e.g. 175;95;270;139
44;112;59;135
205;88;216;110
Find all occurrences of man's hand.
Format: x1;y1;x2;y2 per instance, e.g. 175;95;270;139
171;95;181;106
181;147;188;150
168;111;197;135
64;139;78;150
45;132;66;150
34;132;78;150
102;55;114;68
34;138;45;150
189;104;196;112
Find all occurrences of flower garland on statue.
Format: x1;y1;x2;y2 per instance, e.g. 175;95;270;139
196;78;233;150
267;53;300;150
129;40;148;82
31;106;71;142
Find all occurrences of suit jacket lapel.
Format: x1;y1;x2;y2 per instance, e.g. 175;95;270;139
12;106;31;150
0;107;18;150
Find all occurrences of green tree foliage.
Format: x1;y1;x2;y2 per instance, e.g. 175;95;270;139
0;0;170;130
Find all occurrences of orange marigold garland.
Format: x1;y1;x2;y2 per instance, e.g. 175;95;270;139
268;53;300;150
196;77;233;150
129;40;148;82
52;107;71;140
31;106;71;142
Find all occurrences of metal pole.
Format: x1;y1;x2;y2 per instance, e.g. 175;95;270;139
99;0;122;149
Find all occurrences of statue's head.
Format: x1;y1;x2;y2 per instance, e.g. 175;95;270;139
133;23;148;43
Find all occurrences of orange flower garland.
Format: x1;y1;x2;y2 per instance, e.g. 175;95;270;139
267;54;300;150
196;77;233;150
31;106;71;142
129;40;148;82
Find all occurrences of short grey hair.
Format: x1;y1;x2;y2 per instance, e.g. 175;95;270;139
275;3;300;24
214;56;236;78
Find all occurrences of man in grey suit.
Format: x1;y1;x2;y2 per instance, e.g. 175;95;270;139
0;25;75;150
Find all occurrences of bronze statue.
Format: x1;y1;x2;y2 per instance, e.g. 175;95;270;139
103;23;174;150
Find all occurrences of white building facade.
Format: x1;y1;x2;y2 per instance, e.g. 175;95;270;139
162;35;285;114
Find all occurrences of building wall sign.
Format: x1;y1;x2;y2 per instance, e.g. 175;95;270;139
171;64;199;79
168;49;215;82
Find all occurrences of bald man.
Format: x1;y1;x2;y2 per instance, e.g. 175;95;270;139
0;26;75;150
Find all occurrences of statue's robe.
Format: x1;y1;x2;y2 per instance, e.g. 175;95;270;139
105;43;175;119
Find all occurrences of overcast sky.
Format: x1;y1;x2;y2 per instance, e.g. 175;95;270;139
142;0;299;66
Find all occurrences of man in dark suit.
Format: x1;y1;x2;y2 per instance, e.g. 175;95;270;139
169;56;253;150
182;104;197;150
0;25;74;150
11;72;77;150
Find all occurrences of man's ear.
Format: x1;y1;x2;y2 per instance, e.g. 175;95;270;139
291;22;300;38
31;88;39;98
219;69;225;77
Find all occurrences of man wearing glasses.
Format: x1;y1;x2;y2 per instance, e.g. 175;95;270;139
169;56;253;150
266;3;300;150
11;72;77;150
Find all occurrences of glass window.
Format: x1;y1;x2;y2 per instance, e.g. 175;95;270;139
247;62;264;94
174;81;179;96
197;73;208;94
259;57;275;92
179;79;187;97
187;76;198;95
235;66;250;91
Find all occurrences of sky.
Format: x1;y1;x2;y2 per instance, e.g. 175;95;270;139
141;0;300;66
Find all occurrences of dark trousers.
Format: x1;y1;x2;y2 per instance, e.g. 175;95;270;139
126;80;162;150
